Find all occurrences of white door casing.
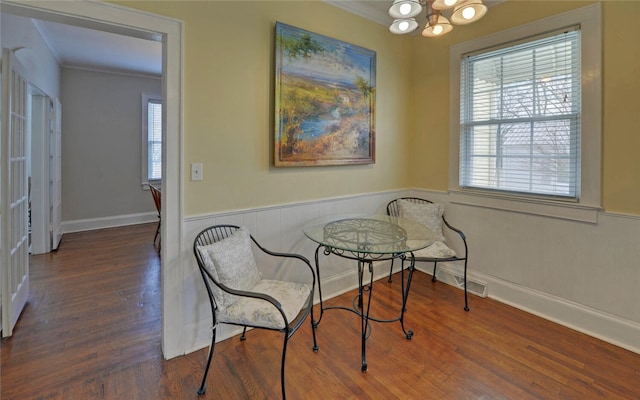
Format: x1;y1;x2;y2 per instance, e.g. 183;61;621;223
50;97;62;250
29;92;48;255
28;91;59;255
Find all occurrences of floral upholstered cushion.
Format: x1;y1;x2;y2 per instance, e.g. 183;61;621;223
407;240;456;259
198;227;262;310
196;244;227;310
397;199;446;243
218;280;312;330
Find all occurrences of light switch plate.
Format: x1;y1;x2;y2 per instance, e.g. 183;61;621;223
191;163;203;181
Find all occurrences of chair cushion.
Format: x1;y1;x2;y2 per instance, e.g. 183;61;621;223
397;199;446;242
196;244;226;310
197;227;262;310
219;280;312;330
407;239;456;259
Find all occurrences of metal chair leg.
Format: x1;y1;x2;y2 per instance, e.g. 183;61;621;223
153;219;161;251
388;258;395;282
432;262;438;282
281;332;289;400
240;326;247;341
311;303;318;352
197;327;217;395
153;221;160;244
463;258;469;311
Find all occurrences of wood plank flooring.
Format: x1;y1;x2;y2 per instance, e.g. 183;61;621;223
1;223;639;399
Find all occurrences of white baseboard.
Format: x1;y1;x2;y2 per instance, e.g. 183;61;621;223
418;263;640;355
474;271;640;355
181;190;640;358
186;262;640;356
61;212;158;233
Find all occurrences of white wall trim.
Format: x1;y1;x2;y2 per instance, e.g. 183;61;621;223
449;189;601;224
60;212;158;234
190;238;640;357
477;270;640;355
388;188;640;354
182;190;409;353
415;261;640;355
183;189;640;356
185;189;407;222
55;183;640;357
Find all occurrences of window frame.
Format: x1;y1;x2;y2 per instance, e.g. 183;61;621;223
448;3;602;223
141;92;162;188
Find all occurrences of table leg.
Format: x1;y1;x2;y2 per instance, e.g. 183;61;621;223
313;245;325;327
311;246;417;371
357;260;365;308
358;260;374;371
399;252;415;339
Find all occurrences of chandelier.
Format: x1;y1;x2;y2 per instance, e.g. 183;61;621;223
388;0;487;37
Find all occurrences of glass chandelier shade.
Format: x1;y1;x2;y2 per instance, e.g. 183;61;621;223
389;18;420;34
432;0;460;10
388;0;486;38
422;16;453;37
451;0;487;25
388;0;423;19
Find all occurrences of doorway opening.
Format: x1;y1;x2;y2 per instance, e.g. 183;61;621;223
1;0;183;358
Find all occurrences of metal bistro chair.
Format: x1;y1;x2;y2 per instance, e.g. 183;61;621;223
149;184;161;251
193;225;318;399
387;197;470;311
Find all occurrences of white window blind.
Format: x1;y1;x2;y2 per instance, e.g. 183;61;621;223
147;100;162;181
459;28;581;199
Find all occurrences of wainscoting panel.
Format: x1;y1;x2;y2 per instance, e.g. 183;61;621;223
181;189;640;356
412;188;640;354
182;190;407;353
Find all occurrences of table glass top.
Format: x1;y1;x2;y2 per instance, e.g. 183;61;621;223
303;214;435;255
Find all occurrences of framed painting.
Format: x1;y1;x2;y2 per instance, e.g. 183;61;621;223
274;22;376;167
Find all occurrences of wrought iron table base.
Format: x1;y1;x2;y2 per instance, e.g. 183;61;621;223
312;245;416;371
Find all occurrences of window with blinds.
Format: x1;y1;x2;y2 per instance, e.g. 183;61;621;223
459;28;581;199
147;100;162;181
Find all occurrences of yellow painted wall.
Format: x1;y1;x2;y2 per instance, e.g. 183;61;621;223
600;1;640;215
120;0;640;216
118;0;414;215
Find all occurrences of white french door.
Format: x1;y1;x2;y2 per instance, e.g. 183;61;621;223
1;48;30;337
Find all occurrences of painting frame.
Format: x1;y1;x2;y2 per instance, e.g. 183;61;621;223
274;22;376;167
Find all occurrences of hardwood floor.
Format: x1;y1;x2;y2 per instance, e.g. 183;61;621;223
1;223;638;399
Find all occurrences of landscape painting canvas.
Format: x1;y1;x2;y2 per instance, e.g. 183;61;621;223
274;22;376;167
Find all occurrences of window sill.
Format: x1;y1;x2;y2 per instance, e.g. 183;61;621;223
448;189;601;224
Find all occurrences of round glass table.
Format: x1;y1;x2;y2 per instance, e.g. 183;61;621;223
303;214;435;371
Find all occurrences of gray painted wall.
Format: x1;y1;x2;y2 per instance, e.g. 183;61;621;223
3;12;162;228
60;67;161;222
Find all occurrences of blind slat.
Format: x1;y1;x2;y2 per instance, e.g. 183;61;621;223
460;28;580;198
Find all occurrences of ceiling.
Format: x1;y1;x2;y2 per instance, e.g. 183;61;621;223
16;1;499;77
33;18;163;76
